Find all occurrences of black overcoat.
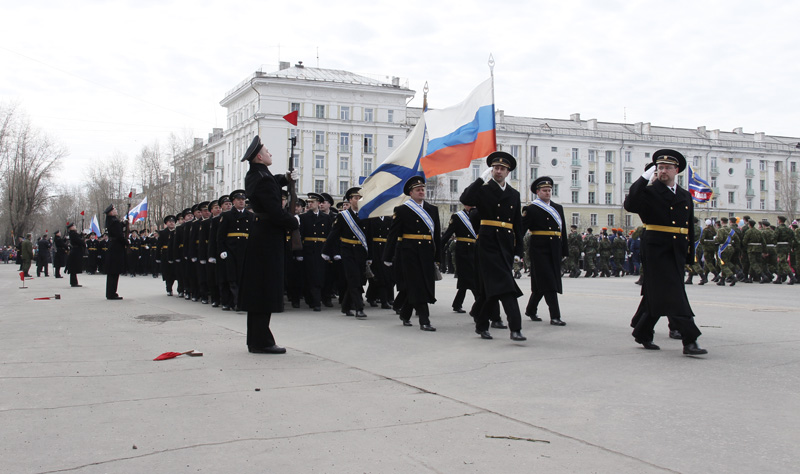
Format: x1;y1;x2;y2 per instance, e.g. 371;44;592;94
66;230;85;274
383;200;441;304
217;209;252;283
299;210;332;288
323;209;368;287
54;235;67;268
459;178;524;298
239;163;298;313
623;176;695;317
522;201;569;293
104;216;127;275
440;211;478;290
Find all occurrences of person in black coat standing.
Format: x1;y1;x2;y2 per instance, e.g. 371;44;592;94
238;136;299;354
66;223;85;287
523;176;569;326
460;151;526;342
623;149;706;356
53;230;67;278
104;204;127;300
383;176;441;331
36;234;51;277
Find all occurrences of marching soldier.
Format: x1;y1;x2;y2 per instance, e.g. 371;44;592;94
384;175;441;331
299;192;333;311
217;190;251;311
742;219;766;283
699;219;718;284
195;201;212;304
323;187;368;318
598;230;612;277
365;215;394;309
460;151;526;341
206;198;224;306
158;215;177;295
612;229;627;276
440;202;479;314
172;211;187;297
567;225;582;278
686;217;705;284
583;228;598;277
714;216;738;286
774;216;796;284
85;232;99;274
127;230;140;277
762;220;777;282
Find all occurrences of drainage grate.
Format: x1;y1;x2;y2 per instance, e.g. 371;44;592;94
135;314;199;322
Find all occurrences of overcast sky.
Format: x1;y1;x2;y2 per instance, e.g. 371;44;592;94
4;0;800;185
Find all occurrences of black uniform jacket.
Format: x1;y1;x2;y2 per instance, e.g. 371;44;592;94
104;216;127;275
54;235;67;267
66;230;85;274
440;211;478;290
383;200;441;304
217;209;252;283
460;178;524;298
298;210;333;288
239;163;299;313
522;200;569;294
624;176;695;317
323;208;368;283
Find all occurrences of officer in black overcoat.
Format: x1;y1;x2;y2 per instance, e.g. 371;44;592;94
194;201;211;304
383;176;441;331
365;215;394;309
440;203;479;313
460;151;526;342
172;211;187;297
158;215;177;295
217;190;251;310
66;223;85;287
104;204;126;300
523;176;569;326
298;192;333;311
623;149;707;355
238;135;299;354
205;199;222;307
53;230;67;278
323;187;368;318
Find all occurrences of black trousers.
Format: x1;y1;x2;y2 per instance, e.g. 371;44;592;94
476;293;522;332
207;263;218;304
400;302;430;325
70;272;78;287
452;287;476;310
247;312;275;348
106;273;120;298
470;293;501;322
526;291;561;320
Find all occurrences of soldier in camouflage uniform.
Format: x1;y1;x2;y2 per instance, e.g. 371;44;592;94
773;216;796;285
567;225;582;277
523;230;532;275
685;216;705;284
582;228;598;277
713;217;738;286
742;219;766;283
792;221;800;281
612;229;627;277
699;219;718;285
761;220;777;282
597;230;612;277
729;217;744;280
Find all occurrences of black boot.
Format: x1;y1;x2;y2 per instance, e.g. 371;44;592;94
788;274;796;286
711;273;720;282
685;274;693;285
716;278;725;286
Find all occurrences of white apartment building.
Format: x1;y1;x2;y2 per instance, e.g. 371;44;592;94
185;63;799;231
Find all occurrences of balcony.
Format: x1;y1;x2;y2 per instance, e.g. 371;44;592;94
624;182;632;191
571;159;581;167
746;187;755;197
363;146;374;154
792;171;799;180
710;167;719;175
712;187;720;195
745;168;754;177
570;181;581;189
338;145;351;154
313;166;326;176
314;143;326;152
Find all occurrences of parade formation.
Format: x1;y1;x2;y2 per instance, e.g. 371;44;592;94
17;142;800;358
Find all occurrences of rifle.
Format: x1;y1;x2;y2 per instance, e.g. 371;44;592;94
287;137;302;251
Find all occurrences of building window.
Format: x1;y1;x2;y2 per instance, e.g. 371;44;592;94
449;204;458;214
571;191;579;203
711;198;717;208
728;191;735;204
590;214;598;226
448;179;458;194
363;157;373;176
759;160;766;171
531;167;538;180
747;198;753;209
791;161;797;173
746;178;753;190
572;213;580;226
775;161;782;172
605;150;614;162
315;155;325;170
553;184;559;196
588;150;596;162
340;106;350;121
625;151;632;163
588;171;596;183
760;199;765;210
510;145;521;158
624;171;632;184
571;148;579;165
290;102;300;113
710;156;718;170
588;192;596;204
314;179;325;193
605;171;612;184
339;133;350;153
388;135;394;148
746;159;752;169
551;146;558;152
290;151;299;169
608;214;615;226
677;175;684;187
775;199;780;210
364;108;374;122
314;131;325;151
472;163;481;181
339;180;349;195
571;169;580;186
644;152;651;159
363;134;374;154
711;176;717;188
605;192;612;205
531;146;539;163
339;156;349;174
625;214;632;228
315;105;325;119
387;110;394;123
510;167;519;180
760;179;766;191
775;180;780;191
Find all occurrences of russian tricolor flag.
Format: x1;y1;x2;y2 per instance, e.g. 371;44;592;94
90;214;102;236
128;197;148;222
421;78;496;177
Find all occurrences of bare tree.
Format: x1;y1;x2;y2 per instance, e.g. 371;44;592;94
84;151;133;231
135;141;172;228
777;157;799;221
0;105;64;242
168;131;203;208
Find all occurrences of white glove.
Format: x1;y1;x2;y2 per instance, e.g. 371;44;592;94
641;164;656;181
175;258;181;262
220;252;227;260
333;255;341;261
208;257;216;263
367;260;372;266
321;254;330;261
480;167;493;182
288;169;299;181
514;256;521;263
384;261;393;267
200;260;207;264
296;256;304;261
155;260;161;263
191;257;197;262
168;260;173;264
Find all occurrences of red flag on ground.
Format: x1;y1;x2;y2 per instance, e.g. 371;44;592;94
283;110;299;126
153;350;203;361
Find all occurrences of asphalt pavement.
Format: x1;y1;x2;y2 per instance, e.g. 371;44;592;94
1;264;798;473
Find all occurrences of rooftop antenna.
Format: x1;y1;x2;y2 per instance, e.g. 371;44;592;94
624;107;627;123
316;47;319;68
